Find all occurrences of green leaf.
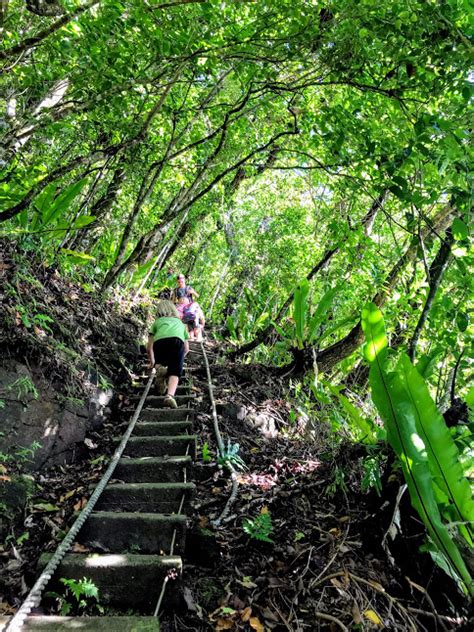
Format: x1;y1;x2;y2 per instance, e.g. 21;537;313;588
389;185;410;201
294;279;310;348
202;441;211;463
71;215;96;229
397;354;474;547
307;285;339;342
319;315;358;343
32;183;57;230
226;316;237;339
60;249;95;265
416;347;441;379
465;386;474;409
456;312;469;332
452;218;468;241
33;502;60;512
361;303;388;364
362;304;473;595
327;383;380;443
42;179;88;227
271;321;289;340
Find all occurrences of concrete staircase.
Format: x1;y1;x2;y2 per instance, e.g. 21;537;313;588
4;369;199;631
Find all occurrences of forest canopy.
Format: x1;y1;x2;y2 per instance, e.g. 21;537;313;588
1;0;471;371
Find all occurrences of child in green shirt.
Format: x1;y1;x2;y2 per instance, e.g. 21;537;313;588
147;300;189;408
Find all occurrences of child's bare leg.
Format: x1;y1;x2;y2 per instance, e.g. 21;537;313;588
167;375;179;397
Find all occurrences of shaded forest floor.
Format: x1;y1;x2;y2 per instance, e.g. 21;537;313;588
161;354;471;631
0;244;471;630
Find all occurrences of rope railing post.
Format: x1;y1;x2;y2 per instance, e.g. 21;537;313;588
6;371;156;632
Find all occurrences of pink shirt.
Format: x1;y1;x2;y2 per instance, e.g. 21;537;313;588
177;303;188;319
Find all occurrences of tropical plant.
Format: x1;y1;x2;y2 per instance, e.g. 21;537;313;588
362;302;473;596
47;577;102;616
242;509;274;543
7;376;39;400
202;442;212;463
272;280;339;351
217;440;247;472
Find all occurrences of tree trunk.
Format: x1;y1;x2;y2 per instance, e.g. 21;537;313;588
68;159;128;250
408;227;454;360
0;1;99;63
304;203;454;374
101;129;296;290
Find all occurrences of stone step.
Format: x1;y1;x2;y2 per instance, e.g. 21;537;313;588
132;384;191;396
12;615;160;631
114;455;192;483
37;552;181;610
78;512;186;554
117;435;197;459
96;482;195;513
145;394;196;405
140;407;195;421
133;421;193;436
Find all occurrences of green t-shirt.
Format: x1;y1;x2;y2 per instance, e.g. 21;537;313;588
149;316;189;343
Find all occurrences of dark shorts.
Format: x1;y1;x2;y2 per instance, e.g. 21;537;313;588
153;337;185;377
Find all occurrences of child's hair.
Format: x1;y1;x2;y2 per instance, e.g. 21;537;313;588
155;300;180;318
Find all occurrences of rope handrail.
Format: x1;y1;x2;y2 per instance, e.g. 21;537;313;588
6;371;156;632
199;341;239;527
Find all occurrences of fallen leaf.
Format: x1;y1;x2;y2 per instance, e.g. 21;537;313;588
183;587;198;612
241;606;252;622
364;609;383;625
199;515;209;528
215;619;234;631
71;542;89;553
0;600;16;614
249;616;265;632
32;503;60;512
236;576;257;589
60;488;83;503
73;497;87;511
352;600;362;624
330;578;344;589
